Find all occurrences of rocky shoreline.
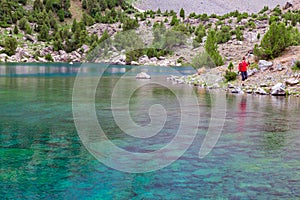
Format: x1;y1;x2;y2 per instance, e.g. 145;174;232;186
168;50;300;97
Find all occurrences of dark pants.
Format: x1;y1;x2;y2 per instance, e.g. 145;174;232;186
241;71;247;81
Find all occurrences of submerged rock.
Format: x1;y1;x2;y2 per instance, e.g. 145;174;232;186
136;72;151;79
231;87;243;94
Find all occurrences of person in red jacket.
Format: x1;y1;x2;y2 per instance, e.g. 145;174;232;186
238;57;249;85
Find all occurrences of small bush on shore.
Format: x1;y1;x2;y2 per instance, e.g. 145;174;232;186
224;70;237;82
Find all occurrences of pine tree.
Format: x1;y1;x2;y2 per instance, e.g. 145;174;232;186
180;8;185;19
37;24;50;41
25;23;32;34
82;0;87;9
205;29;224;66
254;22;291;59
19;17;28;30
33;0;44;12
4;37;18;56
71;19;78;33
13;25;19;34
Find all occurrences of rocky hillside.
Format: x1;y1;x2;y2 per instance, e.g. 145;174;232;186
0;0;299;68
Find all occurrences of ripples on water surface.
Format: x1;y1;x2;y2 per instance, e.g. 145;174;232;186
0;63;300;199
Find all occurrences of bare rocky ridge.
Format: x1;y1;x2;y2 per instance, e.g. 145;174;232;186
134;0;289;15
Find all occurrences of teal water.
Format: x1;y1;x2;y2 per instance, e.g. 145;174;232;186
1;63;300;199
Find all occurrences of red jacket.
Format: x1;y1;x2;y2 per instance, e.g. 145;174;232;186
238;61;248;72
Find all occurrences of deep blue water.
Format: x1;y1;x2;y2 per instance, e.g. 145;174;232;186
0;63;300;199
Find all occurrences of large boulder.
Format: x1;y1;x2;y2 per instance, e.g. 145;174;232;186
258;60;273;71
271;83;286;96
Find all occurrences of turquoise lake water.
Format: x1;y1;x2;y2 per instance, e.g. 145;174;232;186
1;63;300;199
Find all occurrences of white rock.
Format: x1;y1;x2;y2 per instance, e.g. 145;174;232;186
131;61;139;65
286;78;299;86
271;83;286;96
0;53;8;60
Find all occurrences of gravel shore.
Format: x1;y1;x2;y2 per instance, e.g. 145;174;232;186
134;0;290;14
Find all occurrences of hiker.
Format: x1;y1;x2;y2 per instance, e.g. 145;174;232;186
238;57;249;85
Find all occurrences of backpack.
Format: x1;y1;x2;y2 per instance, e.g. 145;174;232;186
238;62;243;72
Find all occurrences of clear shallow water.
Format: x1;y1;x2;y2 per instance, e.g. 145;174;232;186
1;63;300;199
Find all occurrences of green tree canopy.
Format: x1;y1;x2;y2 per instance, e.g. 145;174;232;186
254;22;293;60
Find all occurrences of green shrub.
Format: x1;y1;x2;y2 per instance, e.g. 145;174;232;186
257;14;269;21
259;6;269;14
193;24;206;47
269;15;280;25
216;25;231;44
189;12;196;18
254;22;291;60
200;13;209;21
4;37;18;56
45;53;54;62
122;17;139;30
224;70;237;82
57;9;65;22
170;15;179;26
289;26;300;45
246;21;256;29
272;5;282;16
18;17;28;30
236;27;243;41
191;51;215;69
228;62;234;71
